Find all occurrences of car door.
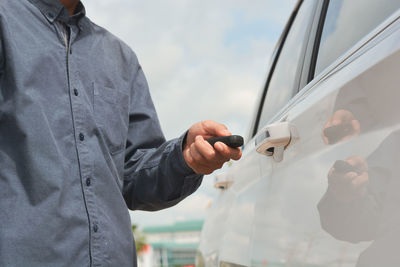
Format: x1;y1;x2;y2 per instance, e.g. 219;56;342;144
251;0;400;266
198;0;318;266
198;0;400;266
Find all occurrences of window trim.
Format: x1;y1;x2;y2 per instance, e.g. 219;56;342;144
251;0;303;137
307;0;330;82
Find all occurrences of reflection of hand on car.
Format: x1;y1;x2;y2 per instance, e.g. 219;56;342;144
322;109;360;145
327;156;368;202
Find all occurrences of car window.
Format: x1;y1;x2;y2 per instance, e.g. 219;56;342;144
256;0;314;132
314;0;400;76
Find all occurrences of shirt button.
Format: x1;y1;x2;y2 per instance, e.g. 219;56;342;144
73;88;79;96
79;133;84;141
93;224;98;233
86;177;91;186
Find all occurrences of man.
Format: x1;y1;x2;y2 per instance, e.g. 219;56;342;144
0;0;242;266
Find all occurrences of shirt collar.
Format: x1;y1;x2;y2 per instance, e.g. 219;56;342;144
28;0;86;26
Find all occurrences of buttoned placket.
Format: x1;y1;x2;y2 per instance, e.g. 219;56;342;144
62;22;100;266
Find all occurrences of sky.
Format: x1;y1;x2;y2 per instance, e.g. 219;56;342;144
84;0;297;227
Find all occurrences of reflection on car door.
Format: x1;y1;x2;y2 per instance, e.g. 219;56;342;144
252;1;400;266
198;0;400;266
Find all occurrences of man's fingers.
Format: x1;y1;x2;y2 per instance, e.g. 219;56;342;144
231;149;242;161
201;120;231;137
189;142;206;162
188;137;225;166
185;146;218;175
193;136;216;161
352;172;368;186
330;109;351;127
321;120;331;144
183;120;243;175
345;156;368;172
213;142;231;162
335;109;354;122
193;137;234;165
184;147;194;165
328;169;368;191
322;134;329;145
322;109;358;144
214;141;242;161
331;119;342;127
184;135;242;175
352;119;361;135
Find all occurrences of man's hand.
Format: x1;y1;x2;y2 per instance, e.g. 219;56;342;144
327;156;369;202
183;120;242;175
322;109;360;145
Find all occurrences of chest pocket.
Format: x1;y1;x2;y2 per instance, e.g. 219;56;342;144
93;83;130;155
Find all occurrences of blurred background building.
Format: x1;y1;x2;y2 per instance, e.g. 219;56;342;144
137;220;204;267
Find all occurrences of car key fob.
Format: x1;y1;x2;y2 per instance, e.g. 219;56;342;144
332;160;357;174
207;135;244;148
323;123;353;144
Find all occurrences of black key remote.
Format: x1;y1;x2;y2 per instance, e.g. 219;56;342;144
332;160;357;174
323;123;353;144
207;135;244;148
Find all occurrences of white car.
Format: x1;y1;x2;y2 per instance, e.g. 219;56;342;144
197;0;400;266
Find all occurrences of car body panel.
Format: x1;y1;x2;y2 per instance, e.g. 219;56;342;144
198;2;400;267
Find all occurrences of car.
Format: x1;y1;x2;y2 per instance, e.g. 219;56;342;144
197;0;400;266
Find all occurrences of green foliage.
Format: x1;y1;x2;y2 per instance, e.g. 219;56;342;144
132;224;147;253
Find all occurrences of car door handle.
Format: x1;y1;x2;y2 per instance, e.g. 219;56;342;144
255;121;293;162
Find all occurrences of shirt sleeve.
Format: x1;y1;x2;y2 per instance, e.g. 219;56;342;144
122;62;203;211
317;131;400;243
317;189;380;243
0;22;4;76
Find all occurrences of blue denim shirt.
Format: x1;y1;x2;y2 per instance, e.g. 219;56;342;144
0;0;203;266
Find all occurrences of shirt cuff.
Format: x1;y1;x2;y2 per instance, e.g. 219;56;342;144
173;131;198;177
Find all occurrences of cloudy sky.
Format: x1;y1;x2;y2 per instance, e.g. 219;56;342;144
84;0;297;227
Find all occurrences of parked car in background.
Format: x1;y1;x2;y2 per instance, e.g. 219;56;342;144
197;0;400;266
